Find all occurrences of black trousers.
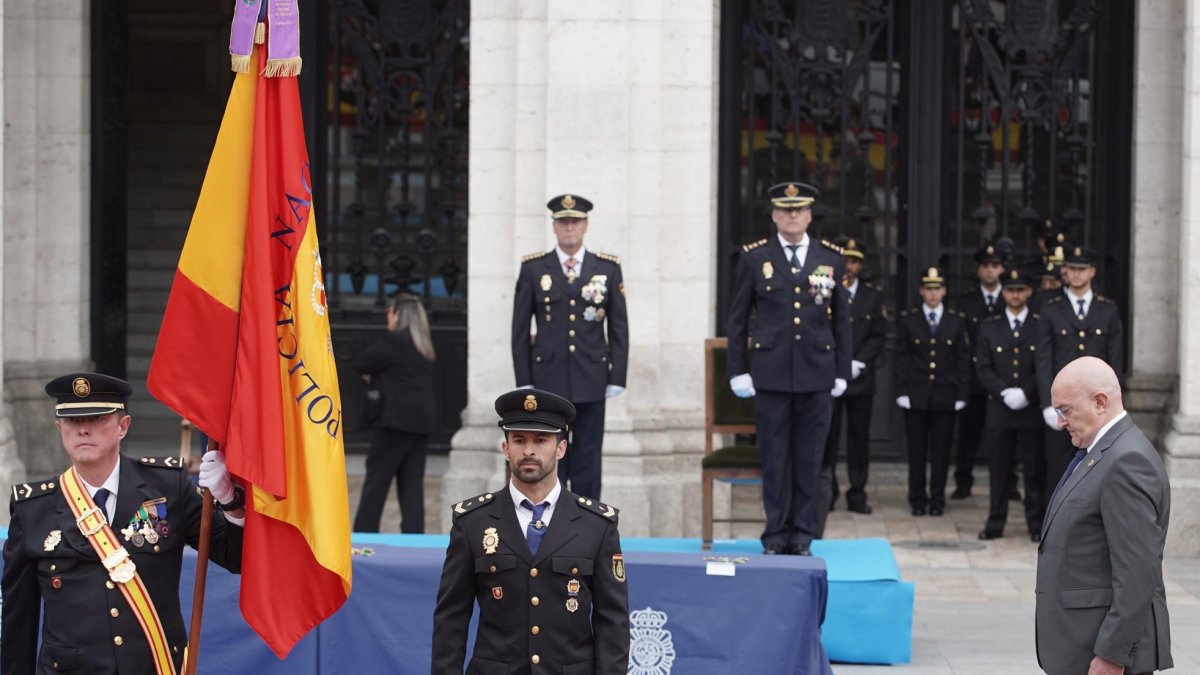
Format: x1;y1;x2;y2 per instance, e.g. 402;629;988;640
559;400;606;500
1043;428;1077;513
953;393;988;490
904;409;956;509
982;428;1045;535
824;394;873;508
755;389;833;549
353;428;428;533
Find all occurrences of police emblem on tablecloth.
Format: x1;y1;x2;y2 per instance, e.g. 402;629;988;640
627;607;676;675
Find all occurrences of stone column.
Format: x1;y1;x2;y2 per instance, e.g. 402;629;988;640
443;1;720;536
1163;0;1200;556
3;0;92;478
1127;0;1184;446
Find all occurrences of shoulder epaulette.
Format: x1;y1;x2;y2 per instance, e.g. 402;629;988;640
1096;295;1112;304
820;239;844;254
451;491;497;518
957;310;967;318
1031;313;1040;320
594;251;621;265
983;314;1004;323
900;309;909;317
864;282;879;291
138;456;186;469
1044;294;1065;305
521;251;551;264
573;495;619;520
741;238;769;253
10;479;59;503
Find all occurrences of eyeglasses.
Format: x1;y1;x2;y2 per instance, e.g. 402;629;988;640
1053;391;1095;422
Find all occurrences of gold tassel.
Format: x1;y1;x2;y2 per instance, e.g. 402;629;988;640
230;53;252;73
254;22;265;45
264;57;303;78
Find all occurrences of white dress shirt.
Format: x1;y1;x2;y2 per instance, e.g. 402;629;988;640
80;461;120;523
777;233;810;269
923;303;944;326
556;245;587;278
846;278;859;300
509;479;562;536
1065;287;1094;317
1085;411;1128;457
1006;307;1029;331
980;284;1001;309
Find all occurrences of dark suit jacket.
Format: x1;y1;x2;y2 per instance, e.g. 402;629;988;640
1035;415;1172;674
726;236;853;392
893;307;971;411
512;251;629;403
2;455;243;674
845;281;888;397
955;287;1003;395
974;313;1042;429
432;487;630;675
1034;293;1125;408
353;329;436;434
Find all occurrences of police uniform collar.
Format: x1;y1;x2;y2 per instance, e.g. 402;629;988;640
776;232;809;250
78;460;120;498
509;479;561;522
979;283;1000;298
1005;307;1029;327
1066;287;1093;305
845;278;859;296
923;303;944;321
555;245;587;266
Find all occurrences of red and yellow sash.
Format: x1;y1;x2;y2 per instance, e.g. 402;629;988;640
60;467;178;675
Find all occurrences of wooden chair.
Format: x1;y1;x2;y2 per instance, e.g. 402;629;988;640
701;337;762;549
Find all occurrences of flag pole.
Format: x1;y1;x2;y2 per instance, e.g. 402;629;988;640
185;440;216;675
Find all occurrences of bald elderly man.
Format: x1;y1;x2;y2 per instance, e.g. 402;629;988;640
1035;357;1172;675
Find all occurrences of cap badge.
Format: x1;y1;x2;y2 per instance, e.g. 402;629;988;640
1057;233;1065;242
927;267;937;278
524;395;538;412
1011;270;1018;279
72;377;91;397
847;239;856;249
562;194;576;209
1074;247;1082;256
482;527;500;555
986;245;994;255
784;183;800;198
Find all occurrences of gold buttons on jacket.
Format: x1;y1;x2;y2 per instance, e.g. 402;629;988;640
1079;331;1086;338
114;636;124;646
110;608;119;618
929;374;936;381
794;286;801;294
793;302;800;309
1078;344;1085;351
569;314;576;322
489;565;497;573
929;362;937;369
530;568;539;578
50;564;56;572
569;345;576;352
106;581;115;590
569;330;575;337
793;317;800;325
532;655;541;665
570;299;576;307
531;596;540;606
531;626;540;635
1012;359;1019;366
571;566;579;575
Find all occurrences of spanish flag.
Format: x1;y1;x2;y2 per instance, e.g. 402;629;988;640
147;45;351;657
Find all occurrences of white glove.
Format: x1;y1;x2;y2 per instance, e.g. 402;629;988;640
895;395;911;410
1000;388;1029;410
606;385;626;399
831;378;847;398
730;373;756;398
198;450;235;505
851;360;865;380
954;400;967;411
1043;406;1059;429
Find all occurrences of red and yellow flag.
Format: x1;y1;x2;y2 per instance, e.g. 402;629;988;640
148;45;351;657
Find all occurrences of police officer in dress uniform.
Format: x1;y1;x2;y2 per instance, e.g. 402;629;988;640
816;236;887;529
2;373;245;674
1029;246;1065;313
432;388;629;675
894;268;971;516
951;243;1006;500
1034;244;1125;505
727;182;852;555
974;269;1046;542
512;195;629;501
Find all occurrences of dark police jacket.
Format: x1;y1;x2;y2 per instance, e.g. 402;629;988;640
726;236;852;393
432;487;630;675
956;287;1003;396
513;250;629;404
1034;292;1124;409
845;281;888;398
975;312;1043;429
353;329;436;434
894;307;971;411
2;455;244;674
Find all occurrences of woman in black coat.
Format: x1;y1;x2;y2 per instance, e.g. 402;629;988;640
352;293;436;533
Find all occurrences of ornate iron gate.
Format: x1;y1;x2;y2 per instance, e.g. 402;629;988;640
324;0;470;452
717;0;1133;458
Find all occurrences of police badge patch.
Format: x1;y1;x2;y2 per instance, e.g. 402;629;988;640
482;527;500;555
612;554;626;582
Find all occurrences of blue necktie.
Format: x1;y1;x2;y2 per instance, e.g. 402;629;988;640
1076;299;1086;321
1013;318;1022;332
521;499;549;556
1052;449;1087;501
92;488;111;523
786;245;802;275
928;311;938;335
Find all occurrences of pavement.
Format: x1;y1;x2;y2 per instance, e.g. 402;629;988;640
345;456;1200;675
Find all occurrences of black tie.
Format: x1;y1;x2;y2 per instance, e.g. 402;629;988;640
786;244;801;271
92;488;112;523
1076;298;1086;320
928;311;938;335
1013;318;1022;332
1052;449;1087;501
521;499;549;556
986;294;995;309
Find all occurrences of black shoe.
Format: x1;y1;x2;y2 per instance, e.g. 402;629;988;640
977;530;1002;540
763;544;787;555
847;502;873;515
911;506;926;516
1009;488;1022;501
950;487;972;499
929;506;944;516
792;545;812;556
1029;532;1042;543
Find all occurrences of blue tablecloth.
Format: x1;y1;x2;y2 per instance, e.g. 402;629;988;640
0;531;834;674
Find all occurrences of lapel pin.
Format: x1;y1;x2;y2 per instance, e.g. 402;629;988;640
566;597;579;613
491;586;503;600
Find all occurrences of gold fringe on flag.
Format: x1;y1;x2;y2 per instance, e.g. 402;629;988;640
231;53;252;73
264;57;303;78
254;22;266;45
